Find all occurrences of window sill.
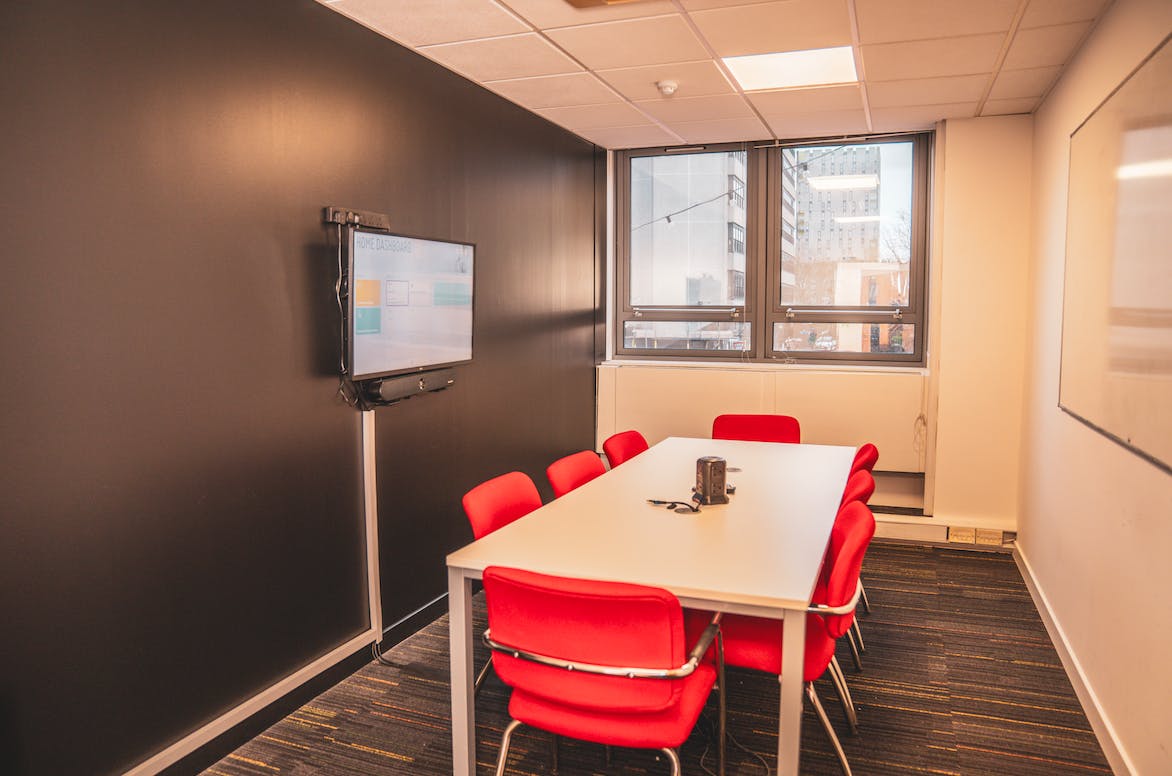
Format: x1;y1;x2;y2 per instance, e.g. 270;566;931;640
599;358;927;376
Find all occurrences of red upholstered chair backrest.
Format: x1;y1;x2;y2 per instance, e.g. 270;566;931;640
821;501;876;639
483;566;687;713
546;450;606;498
462;471;542;540
602;430;650;469
839;469;875;508
849;443;880;476
711;414;801;444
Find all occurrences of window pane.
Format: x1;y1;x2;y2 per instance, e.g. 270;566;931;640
624;321;751;351
630;151;747;307
781;142;912;307
772;322;915;355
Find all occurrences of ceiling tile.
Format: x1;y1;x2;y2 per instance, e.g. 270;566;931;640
673;116;773;144
502;0;677;30
537;102;653;130
1021;0;1110;29
689;0;852;58
867;74;988;107
987;66;1062;101
748;84;863;114
1002;22;1093;70
546;14;709;71
763;109;869;140
485;72;621;109
870;102;977;132
854;0;1017;45
981;97;1039;116
576;124;683;149
598;60;735;102
419;33;580;82
331;0;529;46
634;93;755;123
862;34;1003;81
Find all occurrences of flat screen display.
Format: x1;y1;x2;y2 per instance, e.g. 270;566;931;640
347;229;474;380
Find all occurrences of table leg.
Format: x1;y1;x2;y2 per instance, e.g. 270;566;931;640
778;608;806;775
449;567;475;776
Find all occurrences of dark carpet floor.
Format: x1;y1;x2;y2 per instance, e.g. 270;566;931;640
204;543;1111;775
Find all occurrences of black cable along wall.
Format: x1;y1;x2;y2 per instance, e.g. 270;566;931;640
0;1;600;773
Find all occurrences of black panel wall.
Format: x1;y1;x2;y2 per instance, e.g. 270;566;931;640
0;2;600;774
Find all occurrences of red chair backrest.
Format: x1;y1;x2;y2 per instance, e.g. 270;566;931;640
483;566;687;713
821;501;876;638
462;472;542;540
712;414;801;443
839;469;875;508
546;450;606;498
603;430;649;469
849;443;879;476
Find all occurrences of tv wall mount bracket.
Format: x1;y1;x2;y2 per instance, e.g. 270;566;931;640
324;206;392;231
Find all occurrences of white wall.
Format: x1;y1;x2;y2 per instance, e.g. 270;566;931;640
930;115;1033;530
600;118;1034;532
1019;1;1172;773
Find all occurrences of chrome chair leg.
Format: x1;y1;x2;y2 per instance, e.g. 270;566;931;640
494;719;522;776
474;655;493;697
845;628;863;671
851;618;867;653
827;656;859;734
551;733;560;775
859;580;872;614
806;683;853;776
660;747;682;776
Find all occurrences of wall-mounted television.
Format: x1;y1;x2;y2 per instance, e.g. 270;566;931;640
344;227;474;381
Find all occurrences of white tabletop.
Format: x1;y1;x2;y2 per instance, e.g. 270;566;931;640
447;436;855;615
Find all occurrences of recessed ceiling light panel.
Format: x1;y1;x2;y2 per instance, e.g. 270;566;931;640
723;46;857;92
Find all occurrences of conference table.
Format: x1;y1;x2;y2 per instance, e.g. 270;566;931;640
446;436;855;776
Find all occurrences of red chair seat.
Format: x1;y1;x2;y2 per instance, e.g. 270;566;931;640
508;662;716;749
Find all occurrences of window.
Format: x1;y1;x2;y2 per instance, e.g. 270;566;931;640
616;134;930;364
617;147;753;355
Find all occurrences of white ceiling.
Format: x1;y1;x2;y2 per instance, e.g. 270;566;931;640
319;0;1112;148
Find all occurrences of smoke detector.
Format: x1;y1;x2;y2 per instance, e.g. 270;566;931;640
656;80;679;97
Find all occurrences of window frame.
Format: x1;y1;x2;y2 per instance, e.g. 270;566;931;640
613;132;931;366
614;142;765;361
764;133;931;366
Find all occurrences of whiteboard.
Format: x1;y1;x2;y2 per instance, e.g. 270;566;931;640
1060;34;1172;474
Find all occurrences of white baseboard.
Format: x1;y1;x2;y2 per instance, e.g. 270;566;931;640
1013;543;1135;776
124;627;377;775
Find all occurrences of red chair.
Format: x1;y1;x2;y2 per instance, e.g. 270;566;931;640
712;413;801;443
483;566;725;776
546;450;606;498
602;429;649;469
839;466;877;620
849;443;879;476
686;501;876;776
463;471;542;540
839;469;875;508
461;472;543;695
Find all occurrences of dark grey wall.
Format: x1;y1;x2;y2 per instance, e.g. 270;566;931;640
0;2;600;774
